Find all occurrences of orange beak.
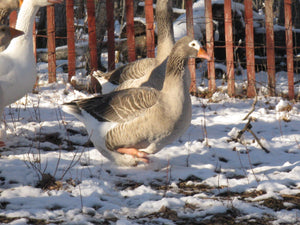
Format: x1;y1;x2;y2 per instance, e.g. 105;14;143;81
9;27;24;39
197;47;211;61
19;0;23;7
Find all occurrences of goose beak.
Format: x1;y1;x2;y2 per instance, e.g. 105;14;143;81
10;27;24;39
197;47;211;61
47;0;64;4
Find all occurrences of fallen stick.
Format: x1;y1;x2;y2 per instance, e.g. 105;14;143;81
243;96;258;120
229;117;270;153
247;128;270;153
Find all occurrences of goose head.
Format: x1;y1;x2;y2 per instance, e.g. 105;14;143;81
171;36;211;61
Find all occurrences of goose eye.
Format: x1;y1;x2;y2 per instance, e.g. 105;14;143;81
189;41;199;49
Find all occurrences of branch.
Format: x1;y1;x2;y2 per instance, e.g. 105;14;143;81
247;129;270;153
243;96;258;120
228;117;270;153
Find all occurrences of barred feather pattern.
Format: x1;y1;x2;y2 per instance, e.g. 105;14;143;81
165;36;199;78
94;0;174;89
74;87;159;123
118;58;156;82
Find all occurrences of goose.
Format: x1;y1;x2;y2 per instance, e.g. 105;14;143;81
91;0;175;94
62;36;210;166
0;0;21;26
0;25;24;51
0;0;63;147
0;0;20;9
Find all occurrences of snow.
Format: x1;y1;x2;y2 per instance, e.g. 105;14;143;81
1;0;300;224
173;0;265;41
1;65;300;224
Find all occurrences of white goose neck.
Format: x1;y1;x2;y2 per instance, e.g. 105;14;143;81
16;1;39;37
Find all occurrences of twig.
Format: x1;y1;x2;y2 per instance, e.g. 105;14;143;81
78;183;83;212
60;148;84;180
236;118;252;140
201;103;209;147
185;140;191;167
163;158;171;197
229;117;270;153
236;151;249;183
245;146;259;184
247;129;270;153
53;150;61;178
243;96;258;120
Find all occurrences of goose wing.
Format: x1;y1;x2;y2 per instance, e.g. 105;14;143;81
103;58;156;84
70;87;160;123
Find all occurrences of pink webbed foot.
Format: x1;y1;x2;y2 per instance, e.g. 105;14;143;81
117;147;149;163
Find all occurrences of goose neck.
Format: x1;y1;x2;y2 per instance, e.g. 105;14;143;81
16;1;38;37
155;0;175;62
165;55;188;78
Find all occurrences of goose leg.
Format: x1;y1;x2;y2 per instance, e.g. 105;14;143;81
117;148;149;163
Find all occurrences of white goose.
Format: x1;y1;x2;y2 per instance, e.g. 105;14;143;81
62;36;210;166
0;25;24;52
0;0;63;147
93;0;175;93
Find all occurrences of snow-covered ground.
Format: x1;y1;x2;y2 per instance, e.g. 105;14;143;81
1;64;300;224
1;0;300;224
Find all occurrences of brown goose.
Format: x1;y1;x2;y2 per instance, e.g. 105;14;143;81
93;0;175;93
62;36;210;166
0;25;24;51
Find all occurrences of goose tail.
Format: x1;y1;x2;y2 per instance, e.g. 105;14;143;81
62;101;82;118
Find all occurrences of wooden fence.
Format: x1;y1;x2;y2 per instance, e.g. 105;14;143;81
9;0;299;100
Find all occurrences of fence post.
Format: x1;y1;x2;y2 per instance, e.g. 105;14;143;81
87;0;98;72
185;0;197;95
224;0;235;97
265;0;276;96
284;0;294;100
244;0;256;97
205;0;216;94
47;5;56;83
33;21;36;61
125;0;136;62
145;0;155;58
106;0;115;71
66;0;76;81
